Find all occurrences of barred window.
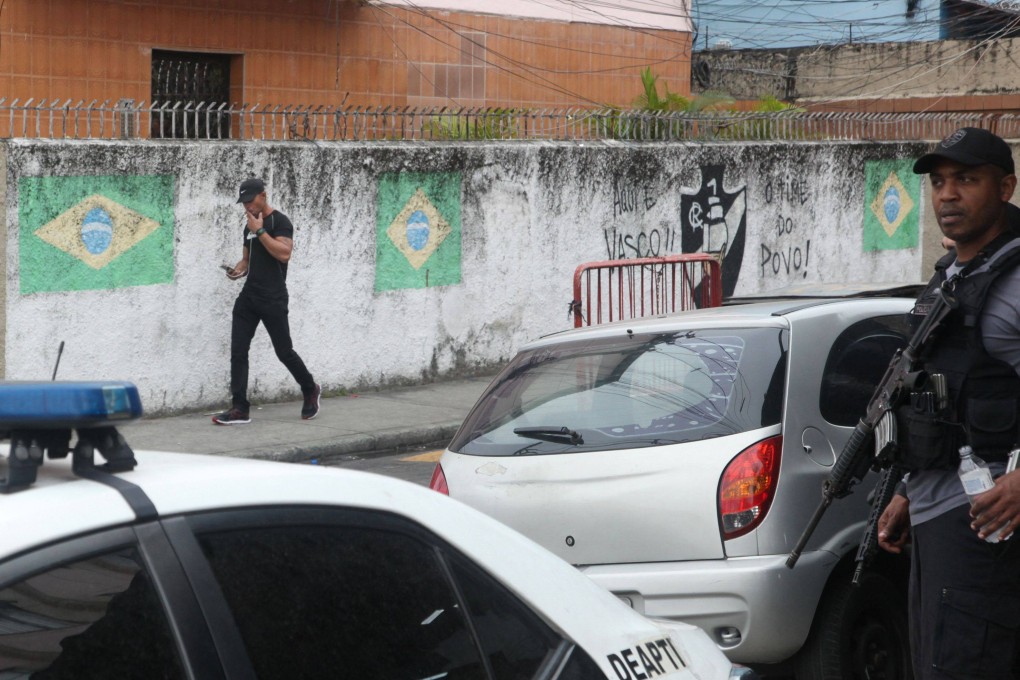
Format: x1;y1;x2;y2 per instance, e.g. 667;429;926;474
150;50;233;139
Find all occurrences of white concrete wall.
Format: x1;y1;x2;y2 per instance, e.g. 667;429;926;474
3;138;936;415
694;37;1020;101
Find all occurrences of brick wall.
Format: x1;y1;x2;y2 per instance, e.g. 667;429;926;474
0;0;691;117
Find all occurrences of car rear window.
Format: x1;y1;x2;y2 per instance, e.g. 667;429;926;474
451;328;786;456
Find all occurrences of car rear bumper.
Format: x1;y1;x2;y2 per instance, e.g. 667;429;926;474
579;550;840;665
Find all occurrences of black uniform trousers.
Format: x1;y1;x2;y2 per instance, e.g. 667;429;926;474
910;503;1020;679
230;287;315;411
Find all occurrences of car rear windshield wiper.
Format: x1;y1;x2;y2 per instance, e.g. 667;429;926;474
513;426;584;445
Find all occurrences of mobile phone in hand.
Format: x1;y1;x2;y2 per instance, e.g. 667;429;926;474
221;264;233;272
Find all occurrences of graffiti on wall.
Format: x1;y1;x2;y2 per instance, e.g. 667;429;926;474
603;176;679;259
602;166;746;296
759;171;814;283
597;157;919;300
375;172;462;292
680;165;746;297
19;175;175;294
862;160;919;251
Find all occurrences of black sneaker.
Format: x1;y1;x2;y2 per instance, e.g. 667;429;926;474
302;384;321;420
212;408;251;425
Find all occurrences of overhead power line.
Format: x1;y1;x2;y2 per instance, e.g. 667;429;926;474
367;0;695;107
364;0;1020;109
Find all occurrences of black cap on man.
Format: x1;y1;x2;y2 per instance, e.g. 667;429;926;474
913;127;1015;176
236;178;265;203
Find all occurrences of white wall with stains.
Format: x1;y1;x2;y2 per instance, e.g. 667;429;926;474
2;138;944;415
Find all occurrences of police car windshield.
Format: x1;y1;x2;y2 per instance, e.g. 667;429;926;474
450;328;786;456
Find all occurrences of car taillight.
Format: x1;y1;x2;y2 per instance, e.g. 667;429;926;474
429;463;449;495
718;435;781;540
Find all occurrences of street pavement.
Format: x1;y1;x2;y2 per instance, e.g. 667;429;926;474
122;374;497;463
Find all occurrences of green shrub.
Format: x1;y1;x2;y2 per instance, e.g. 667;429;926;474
425;108;519;140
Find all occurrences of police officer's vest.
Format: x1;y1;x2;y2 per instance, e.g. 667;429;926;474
902;234;1020;469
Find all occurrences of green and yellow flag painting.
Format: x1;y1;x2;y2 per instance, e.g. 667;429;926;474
863;160;919;251
19;175;175;294
375;172;461;291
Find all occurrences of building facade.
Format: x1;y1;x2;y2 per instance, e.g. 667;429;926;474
693;36;1020;116
0;0;692;137
691;0;1020;116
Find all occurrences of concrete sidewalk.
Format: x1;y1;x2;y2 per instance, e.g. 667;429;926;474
121;374;496;463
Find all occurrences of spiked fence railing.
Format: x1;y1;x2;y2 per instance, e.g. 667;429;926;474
2;98;1017;143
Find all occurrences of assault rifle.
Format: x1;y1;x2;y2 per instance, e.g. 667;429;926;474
786;284;957;570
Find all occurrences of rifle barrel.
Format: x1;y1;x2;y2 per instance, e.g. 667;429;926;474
786;495;832;568
787;422;872;569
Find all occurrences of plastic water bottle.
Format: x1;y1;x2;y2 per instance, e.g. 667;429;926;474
958;445;1004;543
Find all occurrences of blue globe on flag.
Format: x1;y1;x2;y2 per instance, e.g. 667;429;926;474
81;207;113;255
406;210;430;251
883;186;901;224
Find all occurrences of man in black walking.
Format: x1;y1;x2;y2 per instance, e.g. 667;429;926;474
213;178;320;425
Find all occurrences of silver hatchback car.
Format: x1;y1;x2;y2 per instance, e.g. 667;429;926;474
432;292;917;679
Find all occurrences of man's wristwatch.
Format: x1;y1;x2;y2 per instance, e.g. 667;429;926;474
255;227;266;237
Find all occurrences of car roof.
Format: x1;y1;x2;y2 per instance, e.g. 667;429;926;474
1;449;704;663
725;281;925;303
531;295;915;349
1;449;560;567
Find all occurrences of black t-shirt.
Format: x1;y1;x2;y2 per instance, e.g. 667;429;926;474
242;210;293;296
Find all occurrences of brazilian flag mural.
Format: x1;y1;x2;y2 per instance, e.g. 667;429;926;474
375;171;462;291
19;175;175;294
863;160;919;251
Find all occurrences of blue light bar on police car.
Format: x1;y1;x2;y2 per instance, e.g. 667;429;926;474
0;381;142;430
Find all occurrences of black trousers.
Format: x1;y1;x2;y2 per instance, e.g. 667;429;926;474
910;503;1020;679
230;288;315;411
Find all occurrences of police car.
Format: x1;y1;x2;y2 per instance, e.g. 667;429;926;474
0;381;753;679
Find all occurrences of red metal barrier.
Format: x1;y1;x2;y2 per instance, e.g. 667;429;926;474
571;254;723;328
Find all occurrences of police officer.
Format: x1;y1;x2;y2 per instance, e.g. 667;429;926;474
878;128;1020;679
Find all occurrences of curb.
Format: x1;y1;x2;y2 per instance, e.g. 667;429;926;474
222;423;462;464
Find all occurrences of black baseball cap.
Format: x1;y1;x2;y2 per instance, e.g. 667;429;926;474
236;178;265;203
913;127;1015;175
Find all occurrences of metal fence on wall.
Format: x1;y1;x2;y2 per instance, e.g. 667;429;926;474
3;98;1020;143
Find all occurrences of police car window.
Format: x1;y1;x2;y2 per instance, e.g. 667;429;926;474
447;551;569;677
0;547;184;679
820;315;910;427
196;524;488;679
556;648;606;679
